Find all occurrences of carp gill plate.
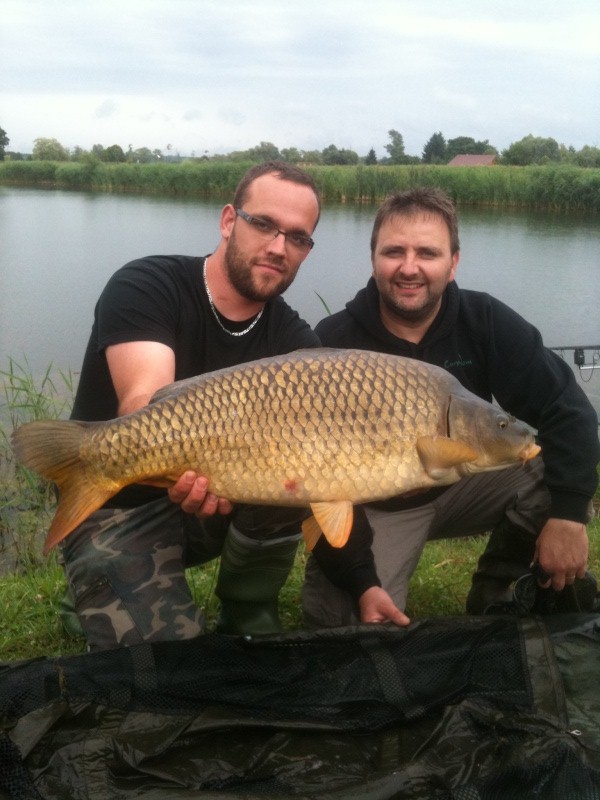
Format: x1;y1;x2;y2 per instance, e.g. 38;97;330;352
12;349;540;553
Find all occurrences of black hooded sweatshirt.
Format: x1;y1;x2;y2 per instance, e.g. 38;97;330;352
310;278;599;599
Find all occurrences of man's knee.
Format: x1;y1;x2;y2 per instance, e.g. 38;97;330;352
506;458;550;535
61;503;203;650
301;556;359;628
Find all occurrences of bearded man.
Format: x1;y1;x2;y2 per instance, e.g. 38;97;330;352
60;162;321;650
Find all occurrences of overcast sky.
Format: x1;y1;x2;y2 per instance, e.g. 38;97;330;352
2;0;599;159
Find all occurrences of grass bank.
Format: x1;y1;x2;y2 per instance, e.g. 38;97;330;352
2;160;600;212
2;525;599;662
1;361;599;662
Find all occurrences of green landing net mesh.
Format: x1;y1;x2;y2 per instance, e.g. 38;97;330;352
0;616;599;799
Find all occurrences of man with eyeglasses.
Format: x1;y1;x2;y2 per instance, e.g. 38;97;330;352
59;161;321;650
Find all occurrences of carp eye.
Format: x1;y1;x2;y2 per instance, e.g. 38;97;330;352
496;414;509;430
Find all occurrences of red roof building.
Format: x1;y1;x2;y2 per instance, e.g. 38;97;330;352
447;154;497;166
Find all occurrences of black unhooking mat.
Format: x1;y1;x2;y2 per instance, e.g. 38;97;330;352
0;616;599;799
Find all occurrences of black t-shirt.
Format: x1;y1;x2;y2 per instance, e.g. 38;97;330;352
71;254;319;506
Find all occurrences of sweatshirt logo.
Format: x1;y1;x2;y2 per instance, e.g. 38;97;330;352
444;354;473;370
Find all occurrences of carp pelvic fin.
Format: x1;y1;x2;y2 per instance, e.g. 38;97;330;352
302;500;354;549
11;420;116;554
416;435;478;480
301;515;323;551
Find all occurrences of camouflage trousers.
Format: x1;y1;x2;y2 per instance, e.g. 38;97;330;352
60;498;305;651
303;458;551;627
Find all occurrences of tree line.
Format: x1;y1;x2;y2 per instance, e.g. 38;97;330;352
1;125;599;168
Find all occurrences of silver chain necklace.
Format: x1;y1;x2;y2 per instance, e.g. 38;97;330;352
202;258;264;337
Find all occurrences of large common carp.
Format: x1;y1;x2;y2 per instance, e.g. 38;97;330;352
12;349;540;554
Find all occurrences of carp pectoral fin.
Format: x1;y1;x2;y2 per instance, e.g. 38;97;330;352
416;436;478;480
139;477;177;488
305;501;354;549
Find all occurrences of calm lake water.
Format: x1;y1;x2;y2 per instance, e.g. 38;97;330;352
1;186;599;414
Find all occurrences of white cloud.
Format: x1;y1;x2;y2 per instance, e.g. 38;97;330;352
1;0;599;154
94;100;119;119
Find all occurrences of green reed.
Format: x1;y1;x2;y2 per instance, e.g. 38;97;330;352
0;359;74;567
2;161;599;211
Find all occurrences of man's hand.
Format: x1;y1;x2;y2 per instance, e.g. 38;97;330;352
533;517;589;592
358;586;410;627
168;471;234;517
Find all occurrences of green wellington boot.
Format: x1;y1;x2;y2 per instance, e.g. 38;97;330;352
215;525;300;635
59;585;86;639
466;518;537;614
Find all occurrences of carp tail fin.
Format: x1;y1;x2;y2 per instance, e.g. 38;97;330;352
12;420;115;554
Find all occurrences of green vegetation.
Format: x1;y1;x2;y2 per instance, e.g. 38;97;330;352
1;362;599;662
1;160;599;212
1;523;598;662
0;360;74;565
5;129;600;168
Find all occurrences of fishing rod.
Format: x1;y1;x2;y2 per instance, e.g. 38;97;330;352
550;345;600;374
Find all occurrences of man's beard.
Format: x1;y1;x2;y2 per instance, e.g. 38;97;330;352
224;234;295;302
380;289;442;322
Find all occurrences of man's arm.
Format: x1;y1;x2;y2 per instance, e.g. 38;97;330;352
534;517;589;591
310;506;410;627
106;340;175;415
106;341;233;516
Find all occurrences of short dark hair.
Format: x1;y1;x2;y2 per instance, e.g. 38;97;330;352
233;161;321;224
370;187;460;256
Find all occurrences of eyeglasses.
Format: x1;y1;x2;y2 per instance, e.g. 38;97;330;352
235;208;314;252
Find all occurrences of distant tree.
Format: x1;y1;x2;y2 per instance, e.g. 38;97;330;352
300;149;322;164
573;145;600;168
70;146;88;161
340;148;359;165
32;137;69;161
502;134;561;165
422;132;446;164
445;136;497;161
245;141;281;162
384;129;407;164
104;144;126;162
364;148;378;165
92;143;105;160
321;144;359;165
558;144;576;164
280;147;303;163
152;149;163;161
321;144;341;164
0;126;9;160
129;147;155;163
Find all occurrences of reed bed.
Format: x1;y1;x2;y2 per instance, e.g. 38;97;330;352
2;161;599;212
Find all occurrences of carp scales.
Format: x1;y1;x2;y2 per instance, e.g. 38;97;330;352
12;348;540;554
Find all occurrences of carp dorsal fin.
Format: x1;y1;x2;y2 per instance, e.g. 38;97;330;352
302;500;354;550
416;436;478;480
149;377;198;404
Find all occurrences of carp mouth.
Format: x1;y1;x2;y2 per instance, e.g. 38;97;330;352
519;442;541;462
